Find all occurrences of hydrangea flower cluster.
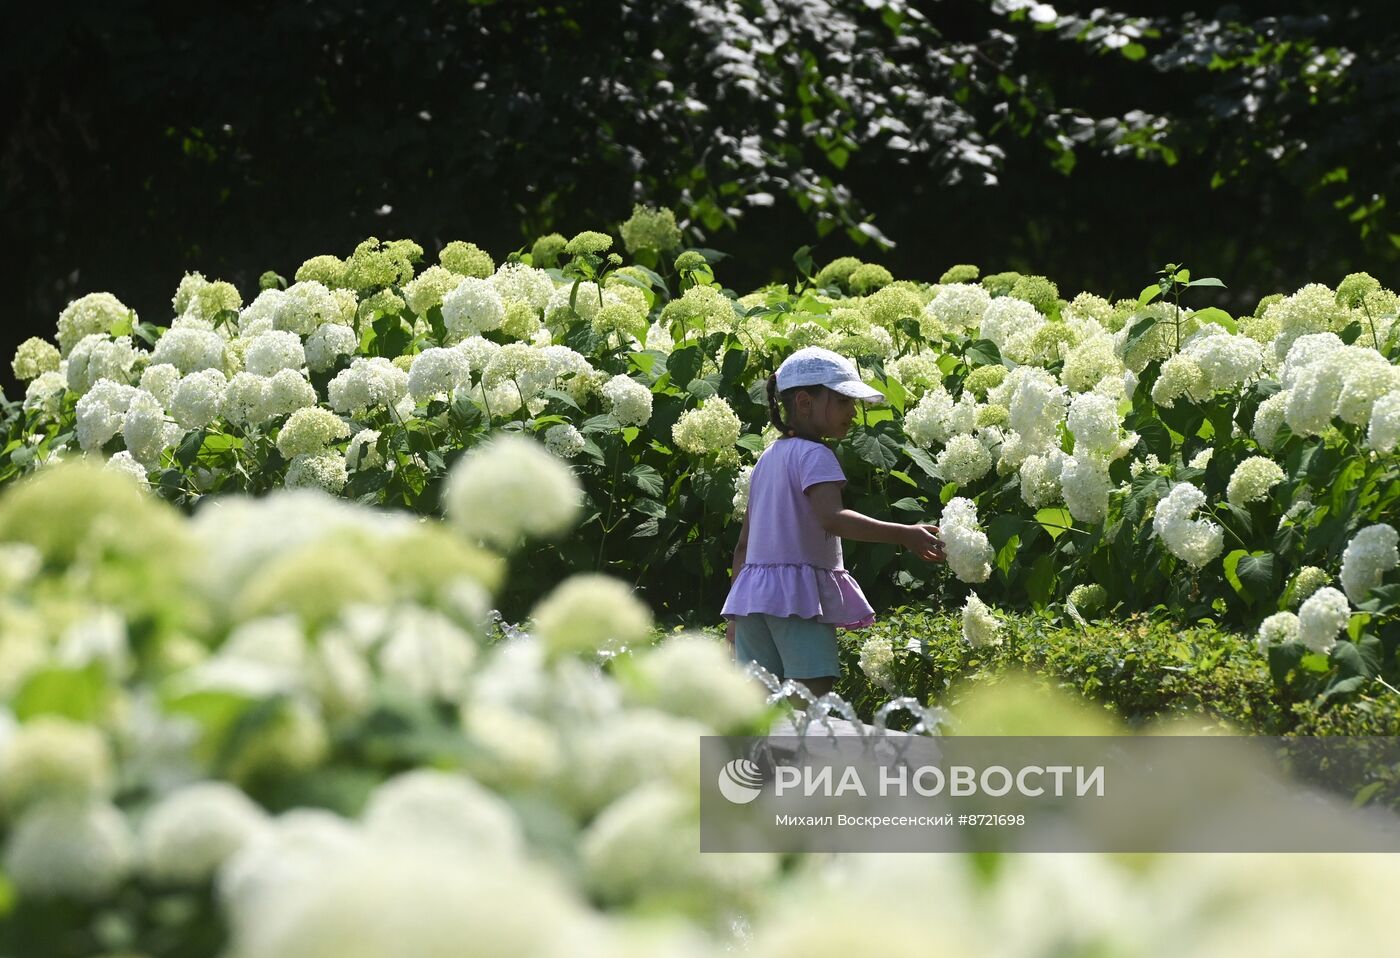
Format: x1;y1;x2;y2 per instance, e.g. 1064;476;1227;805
1339;524;1400;604
939;497;993;584
1152;482;1224;570
1225;456;1284;508
672;397;741;456
961;593;1002;647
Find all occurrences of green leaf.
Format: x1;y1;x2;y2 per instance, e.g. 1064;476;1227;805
632;497;668;519
666;345;703;389
14;665;108;722
627;464;663;497
1184;277;1226;289
1138;283;1162;306
581;413;622;434
890;497;923;514
850;427;901;470
1035;507;1073;540
1123;312;1159;353
176;428;207;468
1025;554;1056;608
963;339;1002;367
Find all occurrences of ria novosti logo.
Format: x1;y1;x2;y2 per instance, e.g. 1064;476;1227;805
717;758;765;804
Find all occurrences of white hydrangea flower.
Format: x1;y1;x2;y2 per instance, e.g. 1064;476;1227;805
75;379;139;451
276;407;351;460
444;433;582;548
1251;391;1290;450
489;262;555;311
1018;452;1063;508
362;769;522;859
1067;391;1127;460
979;297;1044;353
66;334;140;395
284;452;348;493
237;288;286;338
1339;524;1400;605
903;385;957;448
441;276;506;340
122;388;182;468
1266;283;1347;363
280;281;341;336
327;357;408;416
140;781;270;886
1335;354;1400;427
623;635;767;729
858;634;898;692
170;369;228;430
580;781;777;912
1297;586;1350;654
1368;391;1400;453
0;716;114;812
242;330;306;377
374;606;478;701
304;322;358;373
1152;482;1224;569
1226;456;1285;508
530;573;653;656
733;464;755;518
151;327;226;374
481;343;553;400
1058;454;1112;524
962;593;1002;647
1290;566;1331;607
934;433;993;485
1151;354;1208;408
407;346;471;401
645;320;674;354
1007;368;1067;447
402;264;459;317
1184;330;1264;391
262;368;319;420
1256;611;1301;655
1187;447;1214;469
4;800;133;900
1060;336;1123;393
545;280;603;326
139;362;182;407
57;291;135;355
922;283;990;335
672;397;742;455
939;496;993;583
104;450;150;487
543;423;586;459
23;370;69;417
345;429;383;470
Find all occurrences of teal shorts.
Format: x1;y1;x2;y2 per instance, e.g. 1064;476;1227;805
733;613;840;681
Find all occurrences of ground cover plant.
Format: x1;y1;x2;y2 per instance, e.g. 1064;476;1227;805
7;216;1400;707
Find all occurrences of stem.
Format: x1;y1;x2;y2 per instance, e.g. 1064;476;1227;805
1362;299;1380;352
596;438;622;570
1209;504;1250;551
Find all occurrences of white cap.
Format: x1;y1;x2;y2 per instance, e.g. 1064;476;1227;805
775;346;885;402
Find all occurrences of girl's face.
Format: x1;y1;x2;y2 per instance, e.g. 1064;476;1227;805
797;388;858;438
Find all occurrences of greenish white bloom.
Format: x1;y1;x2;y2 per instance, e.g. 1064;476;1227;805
277;407;352;460
530;573;654;656
1290;566;1330;607
544;423;585;459
441;276;507;340
1152;482;1224;569
75;379;139;451
939;496;993;583
57;292;136;356
623;635;767;730
407;347;471;401
67;334;140;395
303;322;358;374
402;264;459;317
122;388;181;468
489;262;555;311
327;358;408;416
1369;391;1400;453
170;369;228;430
345;429;383;470
935;433;993;485
1058;454;1112;524
1339;524;1400;605
858;634;898;692
962;593;1002;647
12;337;61;381
140;781;270;885
284;452;348;494
672;397;741;455
0;716;114;813
363;769;521;859
152;326;227;374
1256;611;1300;654
1226;456;1285;508
1297;586;1350;654
444;433;582;548
4;800;133;900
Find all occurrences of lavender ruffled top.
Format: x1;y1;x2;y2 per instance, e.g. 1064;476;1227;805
721;438;876;630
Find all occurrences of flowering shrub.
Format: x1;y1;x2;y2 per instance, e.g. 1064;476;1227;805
7;232;1400;703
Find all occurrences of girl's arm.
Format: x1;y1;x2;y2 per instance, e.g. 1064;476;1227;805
725;504;751;651
806;481;944;560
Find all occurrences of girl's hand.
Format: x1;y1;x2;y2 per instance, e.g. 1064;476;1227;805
902;523;946;562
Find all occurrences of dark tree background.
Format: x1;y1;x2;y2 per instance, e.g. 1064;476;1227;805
3;0;1397;398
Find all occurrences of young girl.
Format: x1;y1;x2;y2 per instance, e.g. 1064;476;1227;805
721;346;945;698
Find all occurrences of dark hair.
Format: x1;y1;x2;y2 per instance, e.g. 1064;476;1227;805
766;374;827;437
